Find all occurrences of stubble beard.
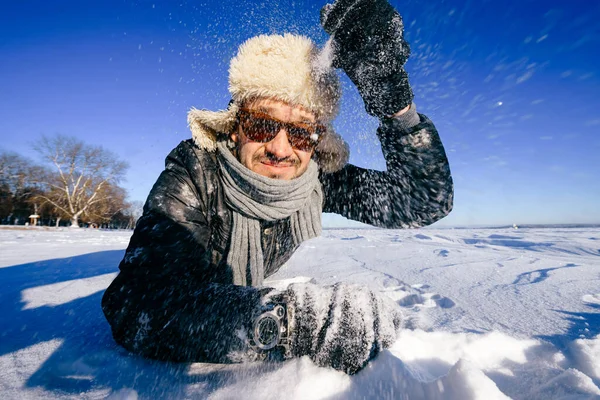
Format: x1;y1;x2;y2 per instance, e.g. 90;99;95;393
252;151;302;180
233;141;305;180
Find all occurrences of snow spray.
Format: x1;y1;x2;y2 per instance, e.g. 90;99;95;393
313;37;336;77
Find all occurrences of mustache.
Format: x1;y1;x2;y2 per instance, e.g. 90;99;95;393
254;152;300;166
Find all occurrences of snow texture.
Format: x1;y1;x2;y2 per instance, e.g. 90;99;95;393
0;226;599;399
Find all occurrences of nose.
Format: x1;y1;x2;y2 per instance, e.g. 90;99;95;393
264;129;294;158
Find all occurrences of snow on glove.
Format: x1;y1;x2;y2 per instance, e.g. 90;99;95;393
320;0;414;118
286;282;402;375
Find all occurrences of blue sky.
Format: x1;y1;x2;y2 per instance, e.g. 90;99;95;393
1;0;598;227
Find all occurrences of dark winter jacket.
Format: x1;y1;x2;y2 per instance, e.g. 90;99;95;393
101;110;453;363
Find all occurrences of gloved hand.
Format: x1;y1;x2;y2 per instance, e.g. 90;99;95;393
320;0;414;118
286;282;402;374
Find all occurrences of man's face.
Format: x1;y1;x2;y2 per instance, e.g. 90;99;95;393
231;98;317;180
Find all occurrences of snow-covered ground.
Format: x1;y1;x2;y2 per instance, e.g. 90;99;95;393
0;226;599;399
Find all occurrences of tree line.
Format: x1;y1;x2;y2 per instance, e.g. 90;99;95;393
0;135;143;229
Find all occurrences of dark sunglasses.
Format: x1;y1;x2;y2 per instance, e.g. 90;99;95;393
237;108;325;152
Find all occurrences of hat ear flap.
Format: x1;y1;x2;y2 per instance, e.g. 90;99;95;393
188;103;239;151
314;126;349;173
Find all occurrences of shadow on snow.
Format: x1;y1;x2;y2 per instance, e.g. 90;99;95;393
0;251;251;397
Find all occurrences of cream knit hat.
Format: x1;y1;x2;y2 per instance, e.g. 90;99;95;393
187;34;349;173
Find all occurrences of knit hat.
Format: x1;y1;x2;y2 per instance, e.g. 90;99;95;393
187;34;349;173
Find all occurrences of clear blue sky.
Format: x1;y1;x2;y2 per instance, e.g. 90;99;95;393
1;0;598;227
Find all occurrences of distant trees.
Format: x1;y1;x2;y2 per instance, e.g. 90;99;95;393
0;152;44;224
0;134;141;229
32;135;129;227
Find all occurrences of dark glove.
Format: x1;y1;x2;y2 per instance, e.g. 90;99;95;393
286;282;402;374
320;0;414;118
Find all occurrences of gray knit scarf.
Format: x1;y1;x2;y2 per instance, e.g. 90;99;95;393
217;141;323;287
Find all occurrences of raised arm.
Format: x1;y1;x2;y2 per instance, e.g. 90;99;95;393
319;0;453;228
321;106;453;228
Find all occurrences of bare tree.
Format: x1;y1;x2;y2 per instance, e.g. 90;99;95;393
0;151;46;224
0;151;37;194
32;135;129;227
84;183;128;227
40;202;71;227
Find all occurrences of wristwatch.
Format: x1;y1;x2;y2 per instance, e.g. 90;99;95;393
248;301;290;357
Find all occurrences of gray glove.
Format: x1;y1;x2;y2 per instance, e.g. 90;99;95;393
320;0;414;118
286;282;402;374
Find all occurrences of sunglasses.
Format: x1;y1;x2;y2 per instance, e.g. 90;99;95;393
237;108;326;152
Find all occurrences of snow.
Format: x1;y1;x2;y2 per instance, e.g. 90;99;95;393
1;226;599;399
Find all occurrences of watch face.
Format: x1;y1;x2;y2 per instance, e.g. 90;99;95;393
254;314;280;350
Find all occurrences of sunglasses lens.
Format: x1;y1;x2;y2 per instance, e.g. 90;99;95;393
241;115;280;143
287;127;316;151
239;109;323;151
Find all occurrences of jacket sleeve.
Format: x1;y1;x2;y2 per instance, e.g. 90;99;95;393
321;106;453;228
101;141;263;363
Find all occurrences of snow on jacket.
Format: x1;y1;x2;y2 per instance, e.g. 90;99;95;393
101;107;453;363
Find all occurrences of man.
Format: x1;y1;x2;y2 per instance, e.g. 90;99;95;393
102;0;453;375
